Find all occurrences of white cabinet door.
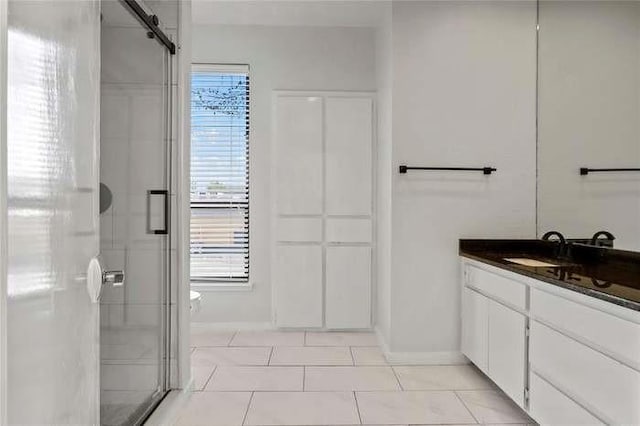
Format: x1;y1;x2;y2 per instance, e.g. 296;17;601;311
488;300;526;407
326;246;371;329
461;287;489;372
275;245;323;328
274;96;323;215
325;97;372;216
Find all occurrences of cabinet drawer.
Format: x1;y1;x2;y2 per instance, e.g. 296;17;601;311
530;321;640;424
531;288;640;366
529;372;603;425
466;265;526;309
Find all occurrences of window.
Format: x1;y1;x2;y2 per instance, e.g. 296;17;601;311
190;64;250;283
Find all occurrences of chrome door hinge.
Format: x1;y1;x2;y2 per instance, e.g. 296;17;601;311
524;387;530;404
525;324;530;337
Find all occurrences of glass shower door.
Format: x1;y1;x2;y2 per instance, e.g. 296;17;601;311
99;1;172;424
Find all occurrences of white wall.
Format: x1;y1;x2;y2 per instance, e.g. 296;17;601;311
192;24;376;324
383;1;537;356
538;1;640;250
374;2;393;346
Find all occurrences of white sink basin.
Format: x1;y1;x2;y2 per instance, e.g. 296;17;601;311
504;258;560;268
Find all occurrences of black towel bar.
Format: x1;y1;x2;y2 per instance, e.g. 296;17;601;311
580;168;640;175
399;165;497;175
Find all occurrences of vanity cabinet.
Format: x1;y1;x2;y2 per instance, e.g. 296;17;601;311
462;266;527;407
273;92;374;329
461;257;640;425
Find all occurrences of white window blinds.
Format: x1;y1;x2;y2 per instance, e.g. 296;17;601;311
190;64;249;282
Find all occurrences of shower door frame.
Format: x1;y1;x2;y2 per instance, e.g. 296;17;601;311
101;0;176;423
0;0;8;422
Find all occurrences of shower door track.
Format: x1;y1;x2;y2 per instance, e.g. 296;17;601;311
121;0;176;54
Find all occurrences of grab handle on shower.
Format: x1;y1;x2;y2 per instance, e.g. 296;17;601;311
147;189;169;235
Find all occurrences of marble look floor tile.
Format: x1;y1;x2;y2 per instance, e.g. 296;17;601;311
393;365;494;391
456;390;531;424
230;330;305;347
306;331;378;347
305;366;400;391
191;347;271;367
244;391;360;425
356;391;476;425
174;391;251;426
191;366;215;391
206;366;303;391
190;326;235;347
352;346;389;365
270;347;353;366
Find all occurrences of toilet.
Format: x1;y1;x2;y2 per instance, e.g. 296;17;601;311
190;291;202;314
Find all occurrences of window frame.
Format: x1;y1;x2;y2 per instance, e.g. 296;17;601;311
190;63;251;289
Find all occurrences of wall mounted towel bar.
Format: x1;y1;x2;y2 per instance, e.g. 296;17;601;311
580;168;640;175
399;165;497;175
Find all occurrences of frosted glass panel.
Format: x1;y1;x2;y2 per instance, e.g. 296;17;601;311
6;0;101;424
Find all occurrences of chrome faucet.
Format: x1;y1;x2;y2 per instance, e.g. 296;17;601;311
542;230;568;258
590;230;615;247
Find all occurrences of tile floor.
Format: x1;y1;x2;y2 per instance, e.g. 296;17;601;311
175;327;534;426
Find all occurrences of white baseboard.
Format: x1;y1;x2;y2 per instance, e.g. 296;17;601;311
374;326;469;365
145;379;194;426
190;321;274;331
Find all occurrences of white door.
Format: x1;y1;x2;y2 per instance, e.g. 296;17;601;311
488;300;526;407
461;287;489;372
4;1;101;423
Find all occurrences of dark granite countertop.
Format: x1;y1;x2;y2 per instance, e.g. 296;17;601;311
460;239;640;311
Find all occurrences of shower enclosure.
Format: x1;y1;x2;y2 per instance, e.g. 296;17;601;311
99;1;175;424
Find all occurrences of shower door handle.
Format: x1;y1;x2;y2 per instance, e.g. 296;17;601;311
103;270;125;288
147;189;169;235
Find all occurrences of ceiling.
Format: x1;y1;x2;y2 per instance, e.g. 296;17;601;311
191;0;389;28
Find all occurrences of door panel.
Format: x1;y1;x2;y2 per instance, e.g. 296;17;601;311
6;1;101;423
488;300;526;407
325;97;373;216
461;287;489;372
274;96;323;215
275;245;323;328
326;246;371;329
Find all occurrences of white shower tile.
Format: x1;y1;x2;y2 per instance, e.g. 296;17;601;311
206;366;303;391
190;326;235;347
393;365;494;391
101;364;158;391
174;392;251;426
305;366;400;391
456;390;531;424
356;391;476;425
352;346;389;365
244;392;360;426
230;330;305;347
191;347;271;367
269;347;353;366
306;331;378;346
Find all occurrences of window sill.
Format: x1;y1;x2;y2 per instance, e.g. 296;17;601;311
190;281;254;292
